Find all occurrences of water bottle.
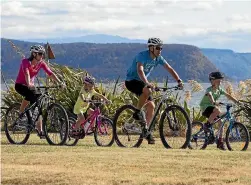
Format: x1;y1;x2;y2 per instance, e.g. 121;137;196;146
32;107;39;122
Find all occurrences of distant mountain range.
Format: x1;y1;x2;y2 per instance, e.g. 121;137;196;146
201;48;251;81
1;35;251;81
24;34;146;44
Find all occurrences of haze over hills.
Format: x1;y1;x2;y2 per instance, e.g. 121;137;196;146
1;36;251;81
23;34;146;44
201;48;251;81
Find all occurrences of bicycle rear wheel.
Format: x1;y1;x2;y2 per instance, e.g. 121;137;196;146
189;121;207;149
225;122;249;151
43;103;69;145
4;103;30;144
94;116;114;147
159;105;191;149
113;104;143;147
65;116;79;146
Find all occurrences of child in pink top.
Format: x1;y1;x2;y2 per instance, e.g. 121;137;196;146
15;45;64;137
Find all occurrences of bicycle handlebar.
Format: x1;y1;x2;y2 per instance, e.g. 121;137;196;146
38;86;59;89
83;99;111;104
147;85;182;91
218;102;233;107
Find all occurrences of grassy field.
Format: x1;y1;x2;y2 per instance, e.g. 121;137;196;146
1;133;251;185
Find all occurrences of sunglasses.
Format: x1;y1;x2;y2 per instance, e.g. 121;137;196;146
37;52;44;56
155;46;163;51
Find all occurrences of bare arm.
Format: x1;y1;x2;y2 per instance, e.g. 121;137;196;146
96;93;109;102
163;63;181;82
81;94;85;102
48;73;62;84
207;92;216;104
24;70;32;87
137;62;149;84
225;92;238;103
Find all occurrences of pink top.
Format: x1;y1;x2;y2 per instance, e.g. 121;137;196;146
15;58;53;85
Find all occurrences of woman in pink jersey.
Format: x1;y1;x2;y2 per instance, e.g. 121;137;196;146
15;45;64;137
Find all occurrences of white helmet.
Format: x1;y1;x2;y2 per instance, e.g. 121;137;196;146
30;45;45;54
147;37;163;46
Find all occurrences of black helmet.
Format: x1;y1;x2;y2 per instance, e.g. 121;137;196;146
209;72;224;81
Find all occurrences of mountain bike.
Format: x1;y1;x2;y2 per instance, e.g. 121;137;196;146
65;100;114;146
4;86;69;145
113;86;191;149
189;103;249;151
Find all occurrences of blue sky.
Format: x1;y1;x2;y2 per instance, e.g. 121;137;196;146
1;0;251;52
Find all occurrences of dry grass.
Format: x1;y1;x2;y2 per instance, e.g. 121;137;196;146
1;133;251;185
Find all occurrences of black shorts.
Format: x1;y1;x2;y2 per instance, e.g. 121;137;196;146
125;80;152;101
15;83;39;105
202;106;215;118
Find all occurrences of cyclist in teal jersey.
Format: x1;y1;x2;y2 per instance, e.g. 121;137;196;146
125;37;183;144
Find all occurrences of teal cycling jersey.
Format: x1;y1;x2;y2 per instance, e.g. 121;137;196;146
126;50;168;81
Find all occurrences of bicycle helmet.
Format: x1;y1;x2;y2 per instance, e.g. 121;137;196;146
83;76;95;85
209;72;224;81
30;45;45;54
147;37;163;46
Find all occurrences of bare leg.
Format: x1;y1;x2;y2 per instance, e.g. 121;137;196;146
137;87;152;109
87;108;94;118
20;99;29;113
75;114;85;130
36;116;43;132
145;101;155;126
208;107;221;124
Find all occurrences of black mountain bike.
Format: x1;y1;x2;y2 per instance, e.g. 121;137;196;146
4;86;69;145
113;86;191;149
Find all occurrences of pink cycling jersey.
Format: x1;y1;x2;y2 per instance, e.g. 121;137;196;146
15;58;53;85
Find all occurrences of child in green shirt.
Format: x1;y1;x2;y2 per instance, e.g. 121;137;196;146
199;72;238;150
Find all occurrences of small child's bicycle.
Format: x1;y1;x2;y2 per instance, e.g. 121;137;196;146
189;102;250;151
65;100;114;146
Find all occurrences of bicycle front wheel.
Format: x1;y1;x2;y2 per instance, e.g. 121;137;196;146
4;103;30;144
43;103;69;145
159;105;191;149
226;122;249;151
113;105;143;148
65;116;79;146
94;116;114;147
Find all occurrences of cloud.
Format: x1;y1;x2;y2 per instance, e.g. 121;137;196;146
1;0;251;52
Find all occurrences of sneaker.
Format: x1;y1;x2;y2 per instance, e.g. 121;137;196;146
35;129;46;139
217;140;226;151
133;111;146;127
146;134;155;144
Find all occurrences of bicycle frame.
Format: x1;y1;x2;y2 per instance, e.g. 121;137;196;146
141;87;177;133
213;104;241;140
196;104;239;141
16;87;54;132
77;105;107;135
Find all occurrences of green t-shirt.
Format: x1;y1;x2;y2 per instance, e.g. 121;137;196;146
200;86;226;112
